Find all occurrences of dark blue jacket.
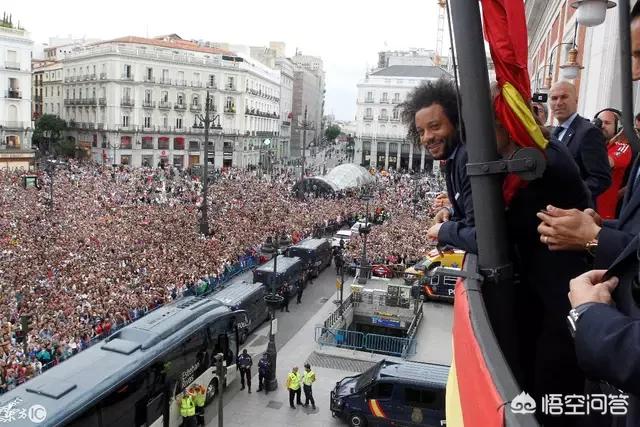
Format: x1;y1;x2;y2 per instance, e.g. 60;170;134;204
556;114;611;203
237;353;252;369
258;357;270;375
595;154;640;269
575;236;640;427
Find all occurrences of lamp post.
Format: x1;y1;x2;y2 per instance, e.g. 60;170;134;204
107;138;121;168
297;106;314;199
571;0;617;27
358;191;373;285
195;91;222;236
261;233;291;391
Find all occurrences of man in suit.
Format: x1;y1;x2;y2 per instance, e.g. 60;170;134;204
549;81;611;203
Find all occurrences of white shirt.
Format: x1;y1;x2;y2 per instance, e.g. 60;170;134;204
556;112;578;142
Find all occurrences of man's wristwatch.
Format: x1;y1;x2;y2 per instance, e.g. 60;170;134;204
585;239;598;256
567;303;597;337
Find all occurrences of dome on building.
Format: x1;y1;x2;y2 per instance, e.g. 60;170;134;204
292;163;375;195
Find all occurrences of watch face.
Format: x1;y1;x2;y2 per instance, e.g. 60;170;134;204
566;314;577;338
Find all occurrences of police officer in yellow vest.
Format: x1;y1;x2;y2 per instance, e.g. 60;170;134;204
178;388;197;427
302;363;316;410
285;366;303;409
190;384;206;426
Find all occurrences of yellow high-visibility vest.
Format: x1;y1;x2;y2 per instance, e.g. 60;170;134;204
287;372;301;390
303;370;316;386
180;395;195;417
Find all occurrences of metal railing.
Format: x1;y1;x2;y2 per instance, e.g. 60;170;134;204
314;326;417;358
323;293;354;329
4;61;20;70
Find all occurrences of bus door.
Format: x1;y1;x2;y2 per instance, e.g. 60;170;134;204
144;392;164;427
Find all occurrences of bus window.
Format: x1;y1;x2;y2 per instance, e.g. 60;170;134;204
99;372;147;426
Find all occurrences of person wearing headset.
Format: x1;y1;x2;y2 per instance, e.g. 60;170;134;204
593;108;633;220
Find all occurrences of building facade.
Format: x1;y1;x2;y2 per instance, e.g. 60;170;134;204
0;17;34;170
353;64;450;171
290;53;325;160
275;57;294;165
59;35;281;169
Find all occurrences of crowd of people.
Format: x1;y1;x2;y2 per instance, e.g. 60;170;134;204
0;160;443;393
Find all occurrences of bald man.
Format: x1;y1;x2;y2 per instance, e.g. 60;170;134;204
549;81;611;204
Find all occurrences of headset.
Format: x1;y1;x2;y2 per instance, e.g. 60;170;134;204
594;108;622;134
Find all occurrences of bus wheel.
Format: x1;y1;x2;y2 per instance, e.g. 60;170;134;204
205;378;219;404
349;412;367;427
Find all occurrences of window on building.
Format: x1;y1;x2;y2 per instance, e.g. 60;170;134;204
193;72;200;84
146;67;153;81
162;69;169;82
177;93;184;105
124;64;132;78
366;108;372;117
123;87;131;100
367;91;373;101
93;65;96;75
392;108;399;119
144;116;152;128
92;88;96;99
394;93;400;102
161;91;169;103
382;92;388;101
176;118;183;129
192;95;199;106
163;116;168;128
227;76;235;90
122;115;130;127
145;90;152;103
208;74;216;88
225;97;235;111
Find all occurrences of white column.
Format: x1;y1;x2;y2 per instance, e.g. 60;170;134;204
384;141;390;169
409;143;414;171
420;146;425;171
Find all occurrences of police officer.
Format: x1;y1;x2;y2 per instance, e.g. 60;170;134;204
236;349;253;393
257;353;271;393
280;283;290;313
178;388;197;427
286;366;303;409
190;384;206;426
302;363;316;410
296;281;304;304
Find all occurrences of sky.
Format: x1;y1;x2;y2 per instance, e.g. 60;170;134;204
4;0;446;121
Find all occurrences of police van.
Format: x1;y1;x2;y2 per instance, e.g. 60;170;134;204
253;255;304;297
285;238;332;277
211;280;269;343
330;359;448;427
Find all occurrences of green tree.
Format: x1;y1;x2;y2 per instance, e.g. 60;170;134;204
32;114;68;156
325;124;341;142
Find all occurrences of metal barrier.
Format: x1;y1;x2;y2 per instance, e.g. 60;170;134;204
323;293;354;329
315;327;365;350
314;326;417;358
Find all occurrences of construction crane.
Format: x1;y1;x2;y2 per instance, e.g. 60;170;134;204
435;0;446;67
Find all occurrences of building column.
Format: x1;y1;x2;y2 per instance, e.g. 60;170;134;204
370;139;377;168
384;141;390;169
396;142;401;170
409;143;414;172
420;146;425;171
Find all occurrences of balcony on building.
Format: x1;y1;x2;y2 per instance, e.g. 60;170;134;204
206;81;216;89
159;101;172;110
160;78;172;86
175;79;187;87
84;97;97;106
191;81;203;88
380;98;389;104
363;115;374;121
144;76;156;83
121;98;135;107
121;73;134;81
190;103;202;112
378;116;389;122
390;116;400;122
143;100;156;109
98;97;106;106
224;106;236;114
99;73;108;80
4;61;20;70
189;141;200;151
174;103;187;111
364;98;375;104
88;73;96;80
97;123;105;130
224;84;236;92
6;89;21;99
0;121;27;131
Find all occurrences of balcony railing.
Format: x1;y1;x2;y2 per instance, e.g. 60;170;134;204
224;85;237;92
392;99;401;104
364;98;375;104
84;98;97;105
224;107;236;114
6;90;21;99
380;99;389;104
98;97;106;106
159;101;172;109
191;81;203;88
189;143;200;151
0;121;28;129
175;79;187;87
378;116;389;121
363;115;374;121
99;73;108;80
159;78;172;85
97;123;104;130
34;95;42;102
121;98;135;107
281;120;291;126
190;104;202;112
4;61;20;70
174;103;187;111
390;117;400;122
88;73;96;80
206;82;217;89
121;74;134;81
144;76;156;83
143;100;156;108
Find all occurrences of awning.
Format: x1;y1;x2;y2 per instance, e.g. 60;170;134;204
120;136;131;144
159;136;170;143
174;137;185;143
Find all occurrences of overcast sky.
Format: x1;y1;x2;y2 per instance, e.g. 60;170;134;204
5;0;446;121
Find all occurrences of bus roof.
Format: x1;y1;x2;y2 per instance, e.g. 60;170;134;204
255;255;302;273
290;238;329;250
0;296;233;427
211;280;265;306
377;360;449;387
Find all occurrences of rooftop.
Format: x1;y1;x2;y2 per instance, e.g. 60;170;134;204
371;65;452;79
94;35;236;57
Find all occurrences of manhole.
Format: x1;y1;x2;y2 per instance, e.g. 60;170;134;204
305;351;376;373
266;400;283;410
319;297;329;303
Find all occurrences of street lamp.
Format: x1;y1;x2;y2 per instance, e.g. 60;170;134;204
107;138;121;168
261;233;291;391
195;91;222;236
358;190;373;285
571;0;616;27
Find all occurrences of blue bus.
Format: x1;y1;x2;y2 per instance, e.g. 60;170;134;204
0;295;248;427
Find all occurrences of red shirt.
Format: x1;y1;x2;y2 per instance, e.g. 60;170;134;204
597;138;632;219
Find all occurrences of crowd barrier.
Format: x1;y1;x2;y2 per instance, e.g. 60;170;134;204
315;326;417;358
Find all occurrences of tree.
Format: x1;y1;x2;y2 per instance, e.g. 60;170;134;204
325;124;341;142
32;114;68;156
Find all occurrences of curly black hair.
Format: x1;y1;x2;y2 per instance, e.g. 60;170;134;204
399;78;459;143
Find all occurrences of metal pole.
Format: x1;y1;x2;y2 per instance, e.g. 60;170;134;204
200;91;211;236
619;0;640;153
340;254;344;304
449;0;517;376
301;106;307;184
215;353;224;427
266;238;279;391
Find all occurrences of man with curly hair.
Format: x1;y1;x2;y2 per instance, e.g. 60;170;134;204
400;78;476;251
